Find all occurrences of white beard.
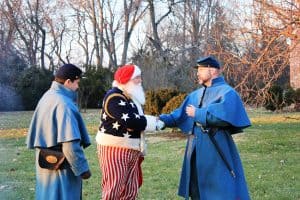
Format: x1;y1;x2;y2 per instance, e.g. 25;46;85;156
124;81;147;156
124;81;146;106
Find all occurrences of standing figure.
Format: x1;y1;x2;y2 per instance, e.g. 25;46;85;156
96;64;163;200
27;64;91;200
159;56;251;200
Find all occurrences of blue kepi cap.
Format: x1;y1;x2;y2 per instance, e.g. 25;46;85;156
194;56;220;69
55;64;82;81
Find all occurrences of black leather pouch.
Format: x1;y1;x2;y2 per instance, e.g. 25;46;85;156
38;148;66;170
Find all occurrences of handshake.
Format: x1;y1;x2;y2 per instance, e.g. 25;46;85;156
145;115;165;132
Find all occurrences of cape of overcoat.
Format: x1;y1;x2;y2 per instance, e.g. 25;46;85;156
160;76;251;200
27;81;91;200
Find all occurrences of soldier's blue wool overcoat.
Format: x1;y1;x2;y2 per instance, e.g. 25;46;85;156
160;76;251;200
27;81;91;200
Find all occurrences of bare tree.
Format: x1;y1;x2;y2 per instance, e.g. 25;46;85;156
44;14;68;70
229;0;299;106
26;0;47;69
0;0;16;57
1;0;298;109
121;0;148;65
137;0;230;90
75;9;91;67
146;0;179;62
91;0;104;68
69;0;104;68
3;0;63;69
4;0;39;67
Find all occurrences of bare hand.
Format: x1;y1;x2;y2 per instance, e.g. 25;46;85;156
81;170;91;179
186;104;196;117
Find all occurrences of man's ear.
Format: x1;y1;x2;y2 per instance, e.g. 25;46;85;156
217;68;223;75
211;68;220;75
64;79;71;86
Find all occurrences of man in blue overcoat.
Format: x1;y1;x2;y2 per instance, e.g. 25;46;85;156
159;56;251;200
27;64;91;200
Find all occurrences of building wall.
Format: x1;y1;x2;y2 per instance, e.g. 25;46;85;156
290;28;300;89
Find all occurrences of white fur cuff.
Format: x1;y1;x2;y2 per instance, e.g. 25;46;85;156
145;115;157;132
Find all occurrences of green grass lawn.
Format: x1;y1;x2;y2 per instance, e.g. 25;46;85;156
0;109;299;199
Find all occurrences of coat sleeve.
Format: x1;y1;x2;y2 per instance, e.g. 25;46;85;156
159;95;194;134
62;140;90;176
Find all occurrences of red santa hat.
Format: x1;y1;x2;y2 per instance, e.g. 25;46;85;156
114;64;141;84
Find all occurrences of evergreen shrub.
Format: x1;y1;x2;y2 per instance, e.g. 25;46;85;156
264;84;300;111
283;86;296;106
78;67;113;109
144;90;160;115
294;88;300;111
264;84;284;111
144;88;180;115
162;93;187;113
16;67;53;110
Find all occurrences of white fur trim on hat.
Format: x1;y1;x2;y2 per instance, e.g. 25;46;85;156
131;65;141;80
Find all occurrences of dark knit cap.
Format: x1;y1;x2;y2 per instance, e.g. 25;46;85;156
194;56;220;69
55;64;82;81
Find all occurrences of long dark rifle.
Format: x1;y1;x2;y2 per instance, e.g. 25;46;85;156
196;85;236;178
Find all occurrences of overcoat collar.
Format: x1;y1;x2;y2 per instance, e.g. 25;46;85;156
208;76;226;87
51;81;77;102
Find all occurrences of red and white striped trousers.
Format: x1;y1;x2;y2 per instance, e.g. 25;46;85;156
97;145;142;200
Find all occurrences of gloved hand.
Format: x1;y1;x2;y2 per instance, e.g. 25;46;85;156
145;115;157;132
145;115;165;131
156;120;165;130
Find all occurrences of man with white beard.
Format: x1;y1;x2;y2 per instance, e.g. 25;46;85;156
95;64;164;200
